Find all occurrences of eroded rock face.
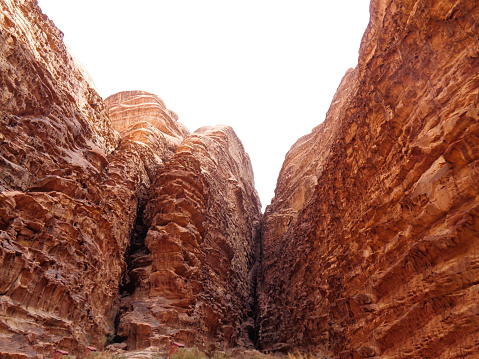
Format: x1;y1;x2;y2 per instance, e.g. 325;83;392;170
0;3;259;356
105;91;189;158
116;125;262;352
105;91;190;183
0;1;188;355
259;0;479;358
8;0;479;357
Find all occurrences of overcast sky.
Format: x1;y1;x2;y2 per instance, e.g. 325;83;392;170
37;0;371;210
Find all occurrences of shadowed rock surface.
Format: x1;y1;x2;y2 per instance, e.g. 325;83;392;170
3;0;479;358
116;125;262;351
0;1;188;355
0;0;125;355
259;0;479;357
0;1;260;357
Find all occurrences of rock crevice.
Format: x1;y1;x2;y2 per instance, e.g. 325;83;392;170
3;0;479;358
113;124;262;351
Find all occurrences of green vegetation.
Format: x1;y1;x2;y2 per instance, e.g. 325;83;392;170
104;332;115;345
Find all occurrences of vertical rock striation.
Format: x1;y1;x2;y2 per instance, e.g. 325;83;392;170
0;0;122;355
0;0;189;355
0;2;260;357
7;0;479;357
116;125;262;352
259;0;479;358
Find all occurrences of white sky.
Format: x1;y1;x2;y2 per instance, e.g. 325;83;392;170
37;0;371;210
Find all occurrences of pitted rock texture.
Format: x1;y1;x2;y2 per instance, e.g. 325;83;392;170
259;0;479;358
7;0;479;358
105;91;190;184
0;2;258;356
261;68;356;278
105;91;189;158
116;125;262;352
0;2;188;356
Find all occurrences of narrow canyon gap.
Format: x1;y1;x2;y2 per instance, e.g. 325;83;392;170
2;0;479;358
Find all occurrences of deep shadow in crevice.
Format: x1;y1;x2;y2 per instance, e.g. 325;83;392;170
119;199;151;296
251;218;263;349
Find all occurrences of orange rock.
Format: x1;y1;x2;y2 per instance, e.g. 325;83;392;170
0;3;187;357
117;125;262;351
8;0;479;357
259;0;479;358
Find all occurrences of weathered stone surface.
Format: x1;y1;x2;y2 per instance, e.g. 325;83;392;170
105;91;189;158
0;1;259;356
0;2;188;356
105;91;190;189
117;125;262;352
261;68;356;277
10;0;479;357
259;0;479;358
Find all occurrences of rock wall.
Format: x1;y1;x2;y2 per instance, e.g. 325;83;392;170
0;1;260;357
5;0;479;358
259;0;479;358
0;0;120;355
116;125;262;352
105;91;189;156
0;0;190;355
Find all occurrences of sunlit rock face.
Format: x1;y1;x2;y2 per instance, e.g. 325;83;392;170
259;0;479;357
0;0;120;356
105;90;190;187
116;125;262;352
5;0;479;357
0;1;188;356
0;1;260;356
105;91;189;156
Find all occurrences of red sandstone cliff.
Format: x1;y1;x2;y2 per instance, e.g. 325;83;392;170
259;0;479;358
0;1;261;357
115;125;262;352
5;0;479;358
105;91;189;158
0;0;123;355
0;0;191;355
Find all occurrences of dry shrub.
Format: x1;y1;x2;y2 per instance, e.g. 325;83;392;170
171;348;208;359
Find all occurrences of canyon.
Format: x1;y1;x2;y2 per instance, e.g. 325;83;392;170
1;0;479;358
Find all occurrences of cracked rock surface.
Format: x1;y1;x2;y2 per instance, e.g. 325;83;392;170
0;2;260;356
3;0;479;358
116;125;261;351
259;0;479;358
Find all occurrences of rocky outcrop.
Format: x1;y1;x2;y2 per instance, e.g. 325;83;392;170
0;1;259;357
116;125;262;352
0;0;120;355
105;91;189;158
0;0;188;355
261;68;356;285
7;0;479;358
259;0;479;358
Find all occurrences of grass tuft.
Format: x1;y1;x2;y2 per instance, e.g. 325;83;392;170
171;348;209;359
90;352;121;359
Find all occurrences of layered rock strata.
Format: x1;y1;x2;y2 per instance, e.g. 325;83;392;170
0;1;189;356
116;125;262;352
259;0;479;358
0;1;260;357
0;0;120;355
6;0;479;358
105;91;189;157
